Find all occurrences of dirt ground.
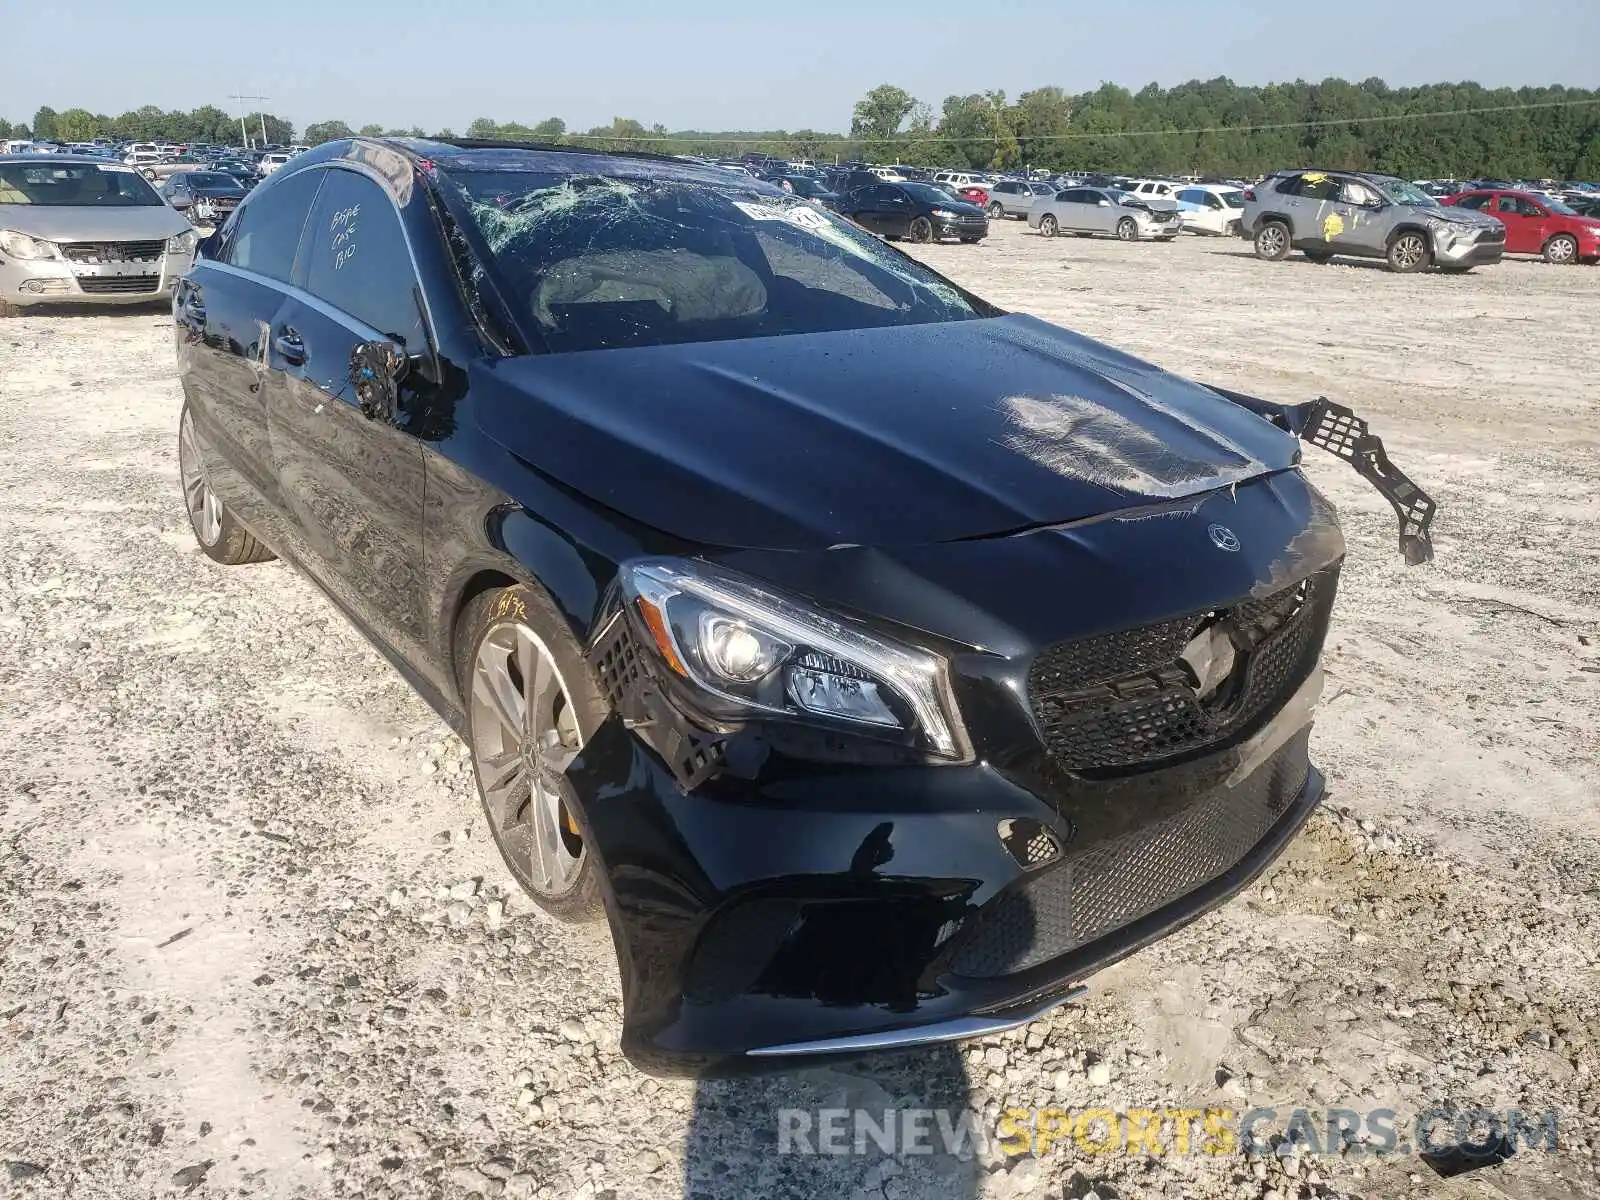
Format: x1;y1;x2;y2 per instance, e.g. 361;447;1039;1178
1;222;1597;1200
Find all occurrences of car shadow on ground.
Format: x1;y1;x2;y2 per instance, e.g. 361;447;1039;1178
684;1044;983;1199
1206;249;1400;273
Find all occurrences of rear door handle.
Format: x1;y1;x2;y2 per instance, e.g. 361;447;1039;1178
273;327;306;365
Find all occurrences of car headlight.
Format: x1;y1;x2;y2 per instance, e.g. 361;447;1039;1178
0;230;58;260
930;208;957;219
167;230;197;256
619;558;965;758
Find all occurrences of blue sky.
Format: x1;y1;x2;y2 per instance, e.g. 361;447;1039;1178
7;0;1598;134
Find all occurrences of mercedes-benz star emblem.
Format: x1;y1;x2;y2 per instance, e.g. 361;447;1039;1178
1208;523;1240;552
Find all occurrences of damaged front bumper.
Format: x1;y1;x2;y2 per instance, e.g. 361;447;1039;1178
572;470;1352;1076
566;707;1325;1077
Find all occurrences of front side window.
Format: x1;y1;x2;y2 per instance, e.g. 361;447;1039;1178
223;168;323;282
444;167;988;354
0;162;162;207
1453;194;1492;211
301;169;426;347
1340;180;1382;208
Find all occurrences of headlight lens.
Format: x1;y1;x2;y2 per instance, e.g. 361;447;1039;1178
167;230;197;256
0;230;58;260
930;208;955;219
619;558;965;757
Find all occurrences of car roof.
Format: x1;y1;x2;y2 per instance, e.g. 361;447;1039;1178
0;154;119;166
363;136;784;190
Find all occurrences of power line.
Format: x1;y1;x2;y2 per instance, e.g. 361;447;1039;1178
559;96;1600;147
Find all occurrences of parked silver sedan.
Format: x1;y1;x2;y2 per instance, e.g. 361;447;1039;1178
0;156;195;314
1028;186;1184;242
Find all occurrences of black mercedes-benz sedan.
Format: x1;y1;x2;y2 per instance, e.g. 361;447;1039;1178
172;138;1435;1076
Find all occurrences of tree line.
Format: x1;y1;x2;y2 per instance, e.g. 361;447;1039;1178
11;77;1600;179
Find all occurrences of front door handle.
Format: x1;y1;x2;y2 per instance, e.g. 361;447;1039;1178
273;327;306;365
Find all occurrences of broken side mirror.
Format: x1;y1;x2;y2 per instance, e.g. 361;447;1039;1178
350;339;409;424
196;231;223;260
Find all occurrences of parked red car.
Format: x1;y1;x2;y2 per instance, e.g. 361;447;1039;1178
955;185;988;208
1443;189;1600;264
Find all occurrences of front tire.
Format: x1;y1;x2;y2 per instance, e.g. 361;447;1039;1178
1037;214;1058;238
1254;220;1291;261
907;216;934;244
986;202;1003;218
1116;217;1139;241
457;584;610;923
178;405;275;566
1543;234;1578;264
1386;231;1430;273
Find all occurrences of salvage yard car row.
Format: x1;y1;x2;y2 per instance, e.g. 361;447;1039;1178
3;146;1598;319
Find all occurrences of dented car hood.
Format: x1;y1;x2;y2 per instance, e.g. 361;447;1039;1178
475;314;1300;550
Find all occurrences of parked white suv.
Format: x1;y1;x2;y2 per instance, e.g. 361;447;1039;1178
1121;178;1181;202
933;171;988;191
257;152;293;177
986;179;1055;219
1174;184;1247;236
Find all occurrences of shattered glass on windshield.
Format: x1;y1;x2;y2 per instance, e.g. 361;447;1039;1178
439;165;984;353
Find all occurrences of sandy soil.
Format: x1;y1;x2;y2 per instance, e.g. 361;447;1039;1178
1;224;1597;1200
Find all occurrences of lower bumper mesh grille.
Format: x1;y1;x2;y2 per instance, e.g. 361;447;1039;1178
76;275;162;295
947;729;1311;978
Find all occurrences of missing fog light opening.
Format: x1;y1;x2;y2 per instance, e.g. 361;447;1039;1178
787;653;899;727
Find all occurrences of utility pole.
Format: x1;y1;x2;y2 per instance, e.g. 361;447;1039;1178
230;92;268;148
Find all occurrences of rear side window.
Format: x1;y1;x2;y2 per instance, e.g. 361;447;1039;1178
302;168;426;347
224;169;323;282
1282;173;1339;201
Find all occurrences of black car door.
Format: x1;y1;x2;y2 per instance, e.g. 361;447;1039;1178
266;164;432;665
175;167;324;538
839;186;872;229
875;186;915;238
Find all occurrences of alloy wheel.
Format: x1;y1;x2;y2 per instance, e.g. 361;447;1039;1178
1117;218;1138;241
179;409;222;547
909;217;933;244
1256;224;1287;259
1038;215;1057;238
1390;234;1427;271
468;622;586;898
